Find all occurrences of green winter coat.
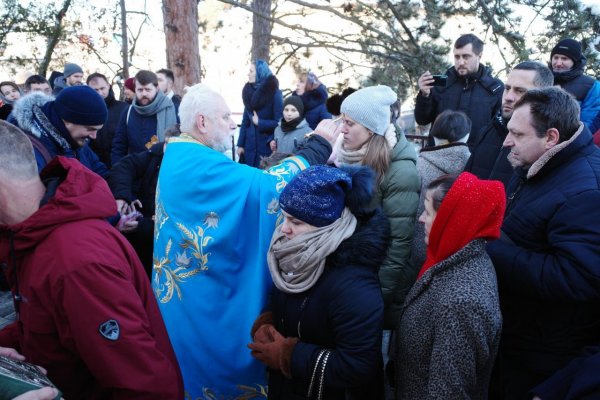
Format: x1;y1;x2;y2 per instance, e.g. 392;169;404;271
371;130;420;329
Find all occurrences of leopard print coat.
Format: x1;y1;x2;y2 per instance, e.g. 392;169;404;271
394;239;501;399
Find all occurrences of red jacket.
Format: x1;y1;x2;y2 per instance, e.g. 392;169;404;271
0;157;183;399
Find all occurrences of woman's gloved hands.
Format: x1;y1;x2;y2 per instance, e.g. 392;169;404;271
248;324;298;378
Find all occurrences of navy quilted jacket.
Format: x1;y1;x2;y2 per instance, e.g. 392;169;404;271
487;124;600;392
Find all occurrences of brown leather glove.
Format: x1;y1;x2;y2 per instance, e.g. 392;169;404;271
248;325;299;378
254;323;275;344
250;311;274;338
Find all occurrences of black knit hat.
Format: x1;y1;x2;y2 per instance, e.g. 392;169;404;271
283;96;304;117
54;86;108;126
550;38;582;64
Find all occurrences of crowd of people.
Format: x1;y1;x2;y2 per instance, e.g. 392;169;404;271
0;33;599;400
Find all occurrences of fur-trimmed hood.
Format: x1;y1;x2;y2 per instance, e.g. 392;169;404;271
328;208;390;273
12;92;54;137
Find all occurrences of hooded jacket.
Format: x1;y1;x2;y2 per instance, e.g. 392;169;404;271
269;208;390;400
414;65;504;147
0;157;183;399
52;75;67;95
372;131;420;329
552;56;600;129
12;92;108;178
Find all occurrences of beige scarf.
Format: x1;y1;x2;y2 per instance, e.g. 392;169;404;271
267;208;357;294
337;140;368;165
335;123;397;166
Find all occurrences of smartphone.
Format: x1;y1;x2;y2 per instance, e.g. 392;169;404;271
432;75;448;87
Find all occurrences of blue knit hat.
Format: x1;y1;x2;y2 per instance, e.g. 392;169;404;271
341;85;397;136
53;86;108;126
63;63;83;78
280;166;352;227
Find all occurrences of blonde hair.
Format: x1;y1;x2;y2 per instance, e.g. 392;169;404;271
362;134;391;184
299;72;322;92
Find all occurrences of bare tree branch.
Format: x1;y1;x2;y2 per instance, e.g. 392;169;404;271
39;0;72;77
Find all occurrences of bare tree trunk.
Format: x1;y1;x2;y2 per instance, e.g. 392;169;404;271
162;0;201;94
120;0;130;79
251;0;271;62
38;0;72;77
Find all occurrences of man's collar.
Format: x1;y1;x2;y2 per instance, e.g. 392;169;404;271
525;122;584;180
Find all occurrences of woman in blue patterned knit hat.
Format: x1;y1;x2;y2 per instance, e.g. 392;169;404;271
248;164;390;399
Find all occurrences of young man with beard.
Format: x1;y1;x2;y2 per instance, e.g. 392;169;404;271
415;34;504;148
11;85;109;178
52;63;84;95
549;38;600;131
464;61;554;187
87;72;129;168
111;70;177;165
487;87;600;399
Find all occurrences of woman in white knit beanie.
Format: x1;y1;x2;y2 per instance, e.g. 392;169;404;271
317;85;420;337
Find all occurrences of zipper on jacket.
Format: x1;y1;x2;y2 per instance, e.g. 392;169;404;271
506;177;525;214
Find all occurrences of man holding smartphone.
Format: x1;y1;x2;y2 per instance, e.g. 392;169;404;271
414;34;503;147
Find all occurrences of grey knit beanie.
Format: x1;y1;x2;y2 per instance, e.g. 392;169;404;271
340;85;397;136
63;63;83;78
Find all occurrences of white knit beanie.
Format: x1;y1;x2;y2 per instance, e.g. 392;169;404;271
340;85;397;136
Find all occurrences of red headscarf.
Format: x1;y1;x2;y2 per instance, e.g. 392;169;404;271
417;172;506;280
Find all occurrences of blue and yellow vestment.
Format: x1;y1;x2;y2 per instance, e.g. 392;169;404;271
153;135;308;399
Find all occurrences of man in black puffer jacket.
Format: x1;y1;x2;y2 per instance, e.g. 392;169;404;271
415;34;503;148
549;38;600;131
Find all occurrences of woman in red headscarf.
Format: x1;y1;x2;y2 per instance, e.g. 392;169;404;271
393;172;505;399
